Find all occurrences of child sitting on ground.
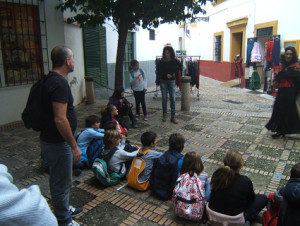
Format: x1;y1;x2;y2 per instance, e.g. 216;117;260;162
102;121;137;153
75;115;105;170
127;131;162;191
102;130;139;178
209;150;267;224
101;104;128;136
273;162;300;226
172;151;210;221
150;133;185;199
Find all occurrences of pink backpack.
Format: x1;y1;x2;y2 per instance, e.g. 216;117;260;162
172;172;206;221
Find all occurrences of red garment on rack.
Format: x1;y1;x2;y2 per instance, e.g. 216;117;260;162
266;41;274;62
178;69;182;90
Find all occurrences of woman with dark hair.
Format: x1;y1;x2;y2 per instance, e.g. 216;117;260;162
100;104;128;136
108;88;137;128
266;46;300;138
208;150;267;223
156;45;182;124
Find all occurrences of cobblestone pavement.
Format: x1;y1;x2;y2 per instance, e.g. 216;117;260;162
1;76;299;225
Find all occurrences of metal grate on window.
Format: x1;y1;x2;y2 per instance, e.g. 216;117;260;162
124;32;134;71
257;27;273;37
214;35;221;62
0;0;49;88
149;29;155;40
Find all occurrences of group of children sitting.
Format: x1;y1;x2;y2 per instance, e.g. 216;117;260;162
73;114;300;225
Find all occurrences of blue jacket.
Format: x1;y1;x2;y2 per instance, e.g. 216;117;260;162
276;178;300;226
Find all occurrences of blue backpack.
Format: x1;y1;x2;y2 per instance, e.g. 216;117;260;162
86;139;103;166
75;130;104;166
150;151;183;200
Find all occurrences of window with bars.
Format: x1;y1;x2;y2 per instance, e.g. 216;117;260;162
0;0;48;87
214;35;222;62
124;32;134;71
257;27;273;37
149;29;155;40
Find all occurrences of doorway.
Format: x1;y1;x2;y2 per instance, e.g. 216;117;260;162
231;32;243;62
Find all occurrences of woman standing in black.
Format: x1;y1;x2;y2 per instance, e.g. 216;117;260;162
266;47;300;138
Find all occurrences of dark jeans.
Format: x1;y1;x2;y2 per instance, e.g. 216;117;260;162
133;90;147;116
160;80;176;115
40;141;73;225
244;194;268;222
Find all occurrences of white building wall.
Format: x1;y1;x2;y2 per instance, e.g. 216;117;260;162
188;0;300;63
64;24;85;106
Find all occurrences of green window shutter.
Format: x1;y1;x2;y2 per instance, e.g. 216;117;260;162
124;32;134;89
83;26;107;88
99;26;108;87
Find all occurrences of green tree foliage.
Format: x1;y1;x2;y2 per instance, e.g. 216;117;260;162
57;0;212;89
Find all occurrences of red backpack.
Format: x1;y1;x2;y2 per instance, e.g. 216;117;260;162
263;193;280;226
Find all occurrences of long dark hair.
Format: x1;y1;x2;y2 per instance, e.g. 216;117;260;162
180;152;204;175
280;46;298;66
128;59;138;71
210;166;236;191
162;46;175;60
101;104;116;117
110;88;124;100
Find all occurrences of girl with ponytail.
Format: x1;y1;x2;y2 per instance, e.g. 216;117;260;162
209;150;267;223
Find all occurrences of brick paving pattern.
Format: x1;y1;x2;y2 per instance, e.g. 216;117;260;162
1;76;299;225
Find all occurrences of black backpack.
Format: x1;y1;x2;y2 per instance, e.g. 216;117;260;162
150;151;183;200
21;75;51;131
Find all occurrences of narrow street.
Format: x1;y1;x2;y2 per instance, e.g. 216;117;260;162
1;76;298;225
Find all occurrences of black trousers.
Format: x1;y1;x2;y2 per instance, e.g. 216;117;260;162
133;90;147;116
118;104;135;123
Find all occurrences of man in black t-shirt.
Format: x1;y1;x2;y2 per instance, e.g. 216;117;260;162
40;46;82;226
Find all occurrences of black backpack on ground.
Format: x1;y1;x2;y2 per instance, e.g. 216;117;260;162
21;75;51;131
150;151;183;200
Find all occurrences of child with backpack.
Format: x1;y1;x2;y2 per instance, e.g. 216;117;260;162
75;115;105;170
127;131;162;191
269;162;300;226
150;133;185;200
172;151;210;221
101;130;139;178
129;60;148;121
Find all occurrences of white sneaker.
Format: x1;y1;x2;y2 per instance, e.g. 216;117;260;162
67;220;83;226
69;205;83;217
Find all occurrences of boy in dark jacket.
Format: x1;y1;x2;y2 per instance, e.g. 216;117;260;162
274;162;300;226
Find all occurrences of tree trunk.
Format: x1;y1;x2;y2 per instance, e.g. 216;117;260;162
115;25;129;89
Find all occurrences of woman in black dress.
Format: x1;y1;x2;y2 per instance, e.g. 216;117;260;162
266;47;300;138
